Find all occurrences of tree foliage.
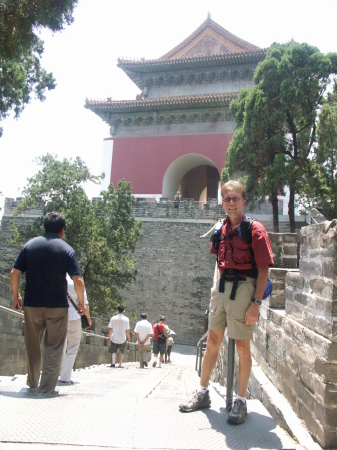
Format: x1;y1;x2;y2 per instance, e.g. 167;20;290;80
223;88;287;231
223;41;337;232
0;0;78;136
316;90;337;219
9;154;142;315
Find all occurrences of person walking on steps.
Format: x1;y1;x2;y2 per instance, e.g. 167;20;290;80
152;315;170;368
10;212;86;396
59;274;91;384
179;180;274;424
108;304;131;368
134;312;153;368
166;334;175;362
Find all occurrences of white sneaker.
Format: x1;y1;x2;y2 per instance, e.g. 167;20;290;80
158;363;161;368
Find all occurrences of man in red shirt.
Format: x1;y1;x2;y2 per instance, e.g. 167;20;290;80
179;180;274;424
152;315;169;368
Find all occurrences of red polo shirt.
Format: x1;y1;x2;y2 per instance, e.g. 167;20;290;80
153;322;165;341
210;216;274;271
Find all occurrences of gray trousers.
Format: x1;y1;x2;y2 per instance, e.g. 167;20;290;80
24;306;68;394
60;318;82;382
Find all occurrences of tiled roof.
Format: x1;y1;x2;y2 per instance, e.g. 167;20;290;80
160;17;260;59
85;93;238;113
117;49;267;73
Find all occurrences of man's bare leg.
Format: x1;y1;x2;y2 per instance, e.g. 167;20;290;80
179;328;224;412
200;328;225;387
119;352;124;367
235;339;251;397
227;339;251;424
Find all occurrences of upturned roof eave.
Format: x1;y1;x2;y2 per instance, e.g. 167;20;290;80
85;92;239;114
118;49;267;89
117;49;268;73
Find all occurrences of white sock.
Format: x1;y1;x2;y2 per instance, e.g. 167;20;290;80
198;386;208;394
236;395;246;403
153;356;157;362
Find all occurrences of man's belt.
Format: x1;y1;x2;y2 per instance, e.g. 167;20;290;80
219;268;257;300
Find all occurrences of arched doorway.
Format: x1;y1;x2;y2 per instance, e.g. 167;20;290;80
162;153;220;203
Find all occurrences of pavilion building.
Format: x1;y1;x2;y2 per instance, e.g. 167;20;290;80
85;16;267;203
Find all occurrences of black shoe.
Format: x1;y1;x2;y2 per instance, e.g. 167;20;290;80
110;364;115;368
143;361;148;367
227;399;247;424
179;390;211;412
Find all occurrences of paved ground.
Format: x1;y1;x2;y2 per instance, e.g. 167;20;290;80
0;345;308;450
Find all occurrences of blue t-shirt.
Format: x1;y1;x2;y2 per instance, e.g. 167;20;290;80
14;233;82;307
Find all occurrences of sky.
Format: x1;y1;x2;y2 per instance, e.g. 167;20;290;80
1;0;336;218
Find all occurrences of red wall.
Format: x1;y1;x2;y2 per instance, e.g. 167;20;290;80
110;134;233;194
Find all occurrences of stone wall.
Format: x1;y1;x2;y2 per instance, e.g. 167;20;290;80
0;197;41;273
0;300;26;375
212;221;337;449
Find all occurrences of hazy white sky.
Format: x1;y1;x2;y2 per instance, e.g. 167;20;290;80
1;0;336;217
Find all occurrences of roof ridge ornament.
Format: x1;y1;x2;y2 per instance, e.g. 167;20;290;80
207;12;211;19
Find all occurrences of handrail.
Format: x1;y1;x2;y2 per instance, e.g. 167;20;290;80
0;305;138;345
226;338;235;411
0;304;24;318
195;331;208;376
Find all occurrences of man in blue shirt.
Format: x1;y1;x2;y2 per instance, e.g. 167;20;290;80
10;212;86;395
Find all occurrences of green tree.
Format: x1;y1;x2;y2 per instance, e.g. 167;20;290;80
0;0;78;136
9;154;142;315
223;42;337;232
223;88;287;231
316;90;337;219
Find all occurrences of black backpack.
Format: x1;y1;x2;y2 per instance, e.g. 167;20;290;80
157;325;166;344
211;217;272;300
211;217;256;268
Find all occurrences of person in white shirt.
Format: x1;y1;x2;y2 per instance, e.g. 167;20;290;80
134;313;153;368
108;304;131;368
59;275;91;384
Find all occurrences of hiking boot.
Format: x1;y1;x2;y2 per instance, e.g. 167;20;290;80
227;399;247;424
179;389;211;412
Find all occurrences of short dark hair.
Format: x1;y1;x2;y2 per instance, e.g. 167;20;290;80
117;304;125;313
141;313;147;319
44;212;66;234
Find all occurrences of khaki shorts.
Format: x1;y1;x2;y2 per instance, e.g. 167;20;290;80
208;274;256;340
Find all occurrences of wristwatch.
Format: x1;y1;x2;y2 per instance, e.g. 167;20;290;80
252;298;262;305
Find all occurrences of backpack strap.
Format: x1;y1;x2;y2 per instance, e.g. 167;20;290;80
217;217;258;299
